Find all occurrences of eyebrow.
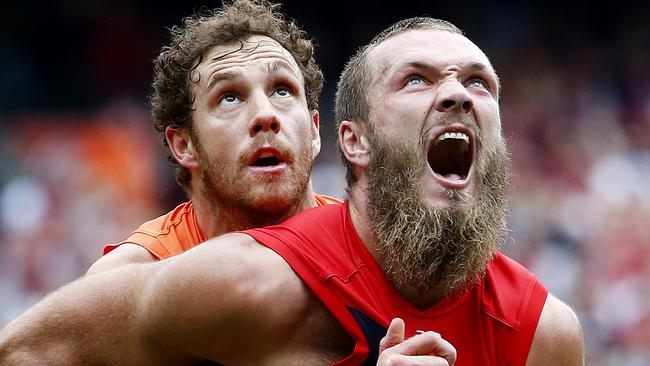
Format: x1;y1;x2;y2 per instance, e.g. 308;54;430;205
398;61;501;92
265;59;300;78
400;61;498;79
466;62;501;91
206;60;300;90
207;70;241;90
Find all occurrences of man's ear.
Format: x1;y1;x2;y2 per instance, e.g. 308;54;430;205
165;126;200;169
310;110;321;159
339;120;370;169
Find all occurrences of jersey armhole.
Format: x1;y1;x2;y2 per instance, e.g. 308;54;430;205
507;280;548;365
102;236;168;260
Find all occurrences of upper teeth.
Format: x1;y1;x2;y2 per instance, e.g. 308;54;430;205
259;152;274;158
435;132;470;145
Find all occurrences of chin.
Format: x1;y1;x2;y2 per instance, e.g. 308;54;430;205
422;180;476;211
245;188;298;212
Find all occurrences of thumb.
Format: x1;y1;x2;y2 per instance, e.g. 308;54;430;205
379;317;405;353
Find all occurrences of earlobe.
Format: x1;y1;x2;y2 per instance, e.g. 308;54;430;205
339;120;370;169
165;127;200;169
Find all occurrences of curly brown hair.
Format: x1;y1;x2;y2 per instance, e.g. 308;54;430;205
151;0;323;193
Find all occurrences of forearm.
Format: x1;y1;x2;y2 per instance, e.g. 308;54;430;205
0;263;154;365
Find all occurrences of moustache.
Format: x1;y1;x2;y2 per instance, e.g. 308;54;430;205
238;136;295;165
422;114;482;152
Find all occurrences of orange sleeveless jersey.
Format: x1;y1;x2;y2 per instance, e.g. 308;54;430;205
103;194;342;260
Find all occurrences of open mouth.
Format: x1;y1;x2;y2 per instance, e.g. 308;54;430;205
427;130;473;182
248;147;287;170
252;154;281;166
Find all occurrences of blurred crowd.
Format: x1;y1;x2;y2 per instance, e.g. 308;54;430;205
498;38;650;365
0;1;648;365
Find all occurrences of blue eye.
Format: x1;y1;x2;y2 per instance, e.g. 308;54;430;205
406;76;424;86
273;87;292;98
220;94;240;105
467;78;487;89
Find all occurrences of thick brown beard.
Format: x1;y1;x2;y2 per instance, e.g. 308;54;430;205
196;134;313;230
366;127;510;296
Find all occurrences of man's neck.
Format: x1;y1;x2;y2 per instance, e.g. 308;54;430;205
192;185;318;239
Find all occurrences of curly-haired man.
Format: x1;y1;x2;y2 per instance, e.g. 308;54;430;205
86;0;340;274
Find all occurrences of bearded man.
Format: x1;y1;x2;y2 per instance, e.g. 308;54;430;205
0;16;583;366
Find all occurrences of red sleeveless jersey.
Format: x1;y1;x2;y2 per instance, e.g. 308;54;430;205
245;202;547;366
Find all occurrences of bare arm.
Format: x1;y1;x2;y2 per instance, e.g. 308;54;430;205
86;243;157;275
525;294;584;366
139;233;313;363
0;262;158;365
0;233;307;365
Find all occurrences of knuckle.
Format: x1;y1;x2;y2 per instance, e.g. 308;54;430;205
422;330;442;340
451;346;458;357
385;355;406;366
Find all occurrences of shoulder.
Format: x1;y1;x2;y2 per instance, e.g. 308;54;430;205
158;232;296;288
178;233;296;277
483;252;547;319
103;201;202;260
86;244;157;275
150;232;310;320
141;232;312;359
244;203;354;276
288;201;346;223
525;294;584;366
128;201;196;236
266;201;347;235
245;203;346;251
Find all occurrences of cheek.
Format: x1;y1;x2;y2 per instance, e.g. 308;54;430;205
475;104;501;139
393;97;430;130
287;112;315;141
200;133;240;165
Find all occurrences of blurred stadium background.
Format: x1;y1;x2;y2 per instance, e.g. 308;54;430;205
0;1;648;364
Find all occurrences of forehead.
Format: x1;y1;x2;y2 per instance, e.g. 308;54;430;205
368;29;495;79
195;35;303;84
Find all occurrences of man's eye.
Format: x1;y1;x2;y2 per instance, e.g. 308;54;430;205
406;76;424;86
467;78;487;89
220;94;240;105
273;87;292;98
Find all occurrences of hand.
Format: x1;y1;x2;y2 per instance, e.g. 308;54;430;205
377;318;456;366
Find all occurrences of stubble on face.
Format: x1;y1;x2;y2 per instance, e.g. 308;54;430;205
366;120;510;296
195;133;313;230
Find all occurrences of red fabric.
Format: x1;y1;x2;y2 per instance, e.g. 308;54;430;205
103;194;341;259
245;202;547;366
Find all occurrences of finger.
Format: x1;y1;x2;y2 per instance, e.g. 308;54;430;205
379;318;406;353
388;331;457;364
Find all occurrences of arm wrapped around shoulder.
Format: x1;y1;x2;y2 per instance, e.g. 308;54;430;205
0;262;157;365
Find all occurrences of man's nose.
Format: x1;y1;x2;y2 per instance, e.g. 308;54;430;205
248;93;281;136
434;80;473;113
